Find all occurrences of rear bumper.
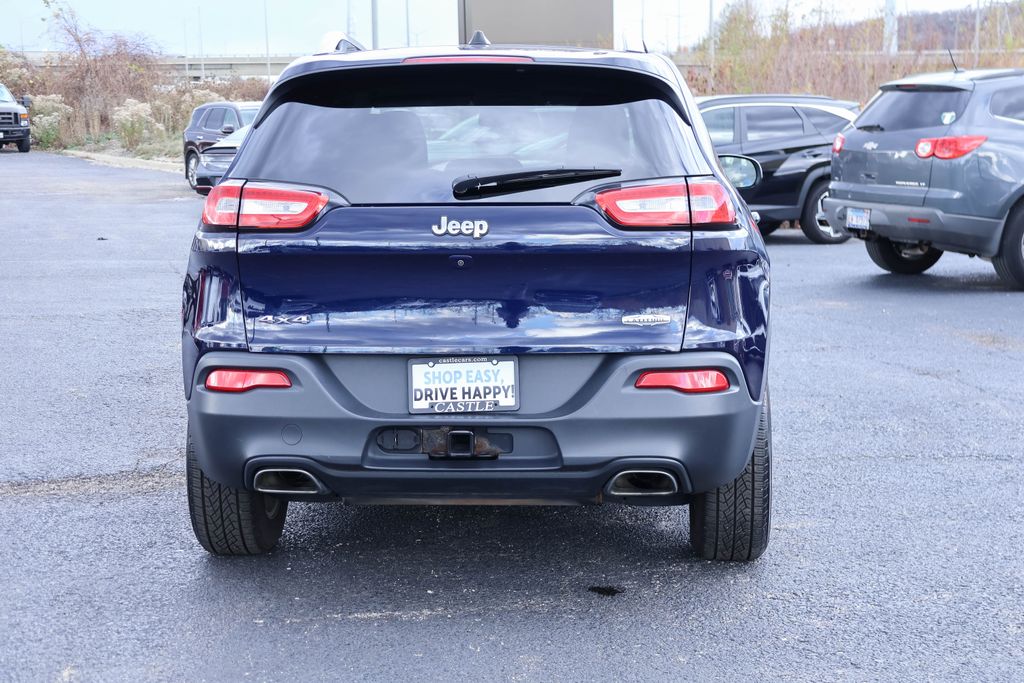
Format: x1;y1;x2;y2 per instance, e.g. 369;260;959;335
187;351;763;504
822;197;1003;257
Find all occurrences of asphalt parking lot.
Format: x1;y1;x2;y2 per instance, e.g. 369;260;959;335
1;151;1022;681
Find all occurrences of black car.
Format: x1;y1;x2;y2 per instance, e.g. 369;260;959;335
698;94;858;243
192;125;249;195
183;101;260;190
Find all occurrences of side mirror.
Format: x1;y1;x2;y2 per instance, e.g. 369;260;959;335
18;95;32;110
221;125;235;135
718;154;762;190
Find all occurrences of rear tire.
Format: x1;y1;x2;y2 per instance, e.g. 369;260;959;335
992;210;1024;290
186;428;287;555
17;138;30;153
800;180;849;244
689;392;771;562
865;238;943;274
185;151;199;190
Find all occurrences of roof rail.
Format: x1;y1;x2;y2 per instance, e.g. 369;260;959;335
317;31;366;55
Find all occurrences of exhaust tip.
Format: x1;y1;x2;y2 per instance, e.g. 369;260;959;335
253;468;328;495
607;470;678;497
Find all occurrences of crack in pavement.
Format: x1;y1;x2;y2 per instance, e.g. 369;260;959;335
0;466;179;497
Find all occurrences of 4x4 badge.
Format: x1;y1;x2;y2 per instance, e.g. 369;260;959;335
621;314;671;327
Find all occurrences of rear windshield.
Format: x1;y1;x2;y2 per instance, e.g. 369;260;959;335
856;89;970;131
231;65;706;203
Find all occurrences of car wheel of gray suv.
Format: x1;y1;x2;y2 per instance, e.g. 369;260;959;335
865;238;943;275
689;391;771;562
185;152;199;190
800;181;849;244
992;210;1024;290
186;428;287;555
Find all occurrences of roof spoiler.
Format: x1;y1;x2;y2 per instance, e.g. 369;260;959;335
317;31;366;55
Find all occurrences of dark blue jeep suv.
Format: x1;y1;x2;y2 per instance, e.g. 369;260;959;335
181;40;772;560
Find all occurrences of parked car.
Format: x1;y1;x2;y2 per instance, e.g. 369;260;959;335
824;69;1024;289
182;38;773;561
192;125;249;195
183;101;260;190
0;83;31;153
698;94;858;243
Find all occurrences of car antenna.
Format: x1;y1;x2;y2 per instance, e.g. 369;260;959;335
468;30;490;47
947;48;962;73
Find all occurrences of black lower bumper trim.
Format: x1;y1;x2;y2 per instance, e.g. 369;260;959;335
243;455;693;505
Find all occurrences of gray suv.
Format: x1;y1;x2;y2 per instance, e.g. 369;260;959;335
824;69;1024;289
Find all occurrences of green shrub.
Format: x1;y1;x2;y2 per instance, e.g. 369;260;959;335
28;94;74;149
111;98;165;151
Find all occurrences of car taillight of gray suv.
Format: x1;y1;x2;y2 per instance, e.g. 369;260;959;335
823;69;1024;289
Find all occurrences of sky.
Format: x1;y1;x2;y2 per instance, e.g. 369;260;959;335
0;0;987;57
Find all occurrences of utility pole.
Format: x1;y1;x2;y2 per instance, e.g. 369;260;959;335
346;0;352;35
264;0;272;83
640;0;646;48
198;7;206;81
371;0;379;49
405;0;411;47
183;20;189;82
973;0;982;64
883;0;897;55
708;0;716;92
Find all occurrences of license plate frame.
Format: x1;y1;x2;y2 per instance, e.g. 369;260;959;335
846;207;871;230
408;356;519;415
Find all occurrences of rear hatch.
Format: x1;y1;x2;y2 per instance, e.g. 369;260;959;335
223;61;716;354
833;85;971;206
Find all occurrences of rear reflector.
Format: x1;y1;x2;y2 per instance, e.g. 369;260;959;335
205;369;292;393
832;133;845;154
594;178;735;228
915;135;987;159
635;369;730;394
202;182;328;229
402;56;534;64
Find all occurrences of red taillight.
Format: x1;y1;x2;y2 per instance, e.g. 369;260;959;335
402;56;534;64
916;135;987;159
832;133;845;154
594;178;735;228
238;184;329;229
202;180;243;226
635;370;730;394
201;182;328;229
205;369;292;393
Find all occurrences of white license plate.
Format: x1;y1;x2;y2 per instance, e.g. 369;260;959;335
408;356;519;414
846;207;870;230
0;132;4;139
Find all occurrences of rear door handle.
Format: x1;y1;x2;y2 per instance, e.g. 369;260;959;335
802;150;825;158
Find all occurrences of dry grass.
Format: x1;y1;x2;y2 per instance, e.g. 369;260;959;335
682;0;1024;103
0;2;269;156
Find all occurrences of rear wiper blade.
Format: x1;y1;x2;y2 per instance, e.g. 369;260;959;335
452;168;621;200
855;124;885;132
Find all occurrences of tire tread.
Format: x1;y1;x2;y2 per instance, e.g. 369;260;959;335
689;394;771;561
